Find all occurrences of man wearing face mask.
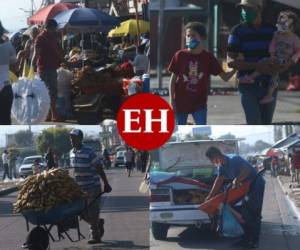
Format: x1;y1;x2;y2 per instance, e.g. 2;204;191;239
205;147;265;249
227;0;280;125
168;22;236;125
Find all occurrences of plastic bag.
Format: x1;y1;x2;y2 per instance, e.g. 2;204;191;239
139;179;149;194
12;76;50;124
220;204;244;238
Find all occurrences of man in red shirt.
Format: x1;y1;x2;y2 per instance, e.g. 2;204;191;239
31;19;62;122
291;149;300;183
168;22;236;125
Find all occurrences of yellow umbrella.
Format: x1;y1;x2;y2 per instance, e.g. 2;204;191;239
108;19;150;37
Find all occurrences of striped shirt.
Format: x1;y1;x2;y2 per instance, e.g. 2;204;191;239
227;22;276;81
70;146;101;191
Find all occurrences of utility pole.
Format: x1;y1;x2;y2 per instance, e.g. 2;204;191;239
157;0;165;89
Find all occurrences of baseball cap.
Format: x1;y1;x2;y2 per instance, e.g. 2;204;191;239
237;0;264;9
70;129;83;139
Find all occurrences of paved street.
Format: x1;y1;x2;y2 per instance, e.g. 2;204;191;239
0;168;149;250
150;173;300;250
151;76;300;125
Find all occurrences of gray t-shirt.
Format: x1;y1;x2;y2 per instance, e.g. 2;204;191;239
0;40;17;87
133;54;149;72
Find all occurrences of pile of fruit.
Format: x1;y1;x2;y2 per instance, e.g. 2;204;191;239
72;65;124;95
14;168;85;213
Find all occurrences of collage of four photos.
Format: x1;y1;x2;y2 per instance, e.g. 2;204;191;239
1;0;300;250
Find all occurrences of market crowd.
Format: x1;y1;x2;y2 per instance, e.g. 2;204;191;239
0;18;150;125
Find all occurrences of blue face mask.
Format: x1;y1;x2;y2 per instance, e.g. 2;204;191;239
186;38;201;49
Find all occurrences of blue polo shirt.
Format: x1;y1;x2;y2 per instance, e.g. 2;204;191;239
227;21;276;82
218;155;257;182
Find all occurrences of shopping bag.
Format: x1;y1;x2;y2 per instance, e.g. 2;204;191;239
139;179;149;194
220;204;244;238
12;76;50;124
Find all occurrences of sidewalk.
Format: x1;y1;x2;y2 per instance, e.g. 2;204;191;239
277;175;300;219
0;179;21;197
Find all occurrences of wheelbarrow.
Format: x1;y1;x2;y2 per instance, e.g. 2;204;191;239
21;191;106;249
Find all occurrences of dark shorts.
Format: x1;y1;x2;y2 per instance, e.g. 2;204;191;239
40;69;58;99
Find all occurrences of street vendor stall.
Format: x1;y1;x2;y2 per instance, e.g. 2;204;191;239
52;8;144;124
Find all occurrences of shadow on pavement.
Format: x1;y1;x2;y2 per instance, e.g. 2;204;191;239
101;196;149;214
58;240;149;250
164;227;233;250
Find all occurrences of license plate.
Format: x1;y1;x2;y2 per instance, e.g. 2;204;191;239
160;212;173;219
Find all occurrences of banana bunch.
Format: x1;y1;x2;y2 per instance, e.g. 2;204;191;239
14;168;85;213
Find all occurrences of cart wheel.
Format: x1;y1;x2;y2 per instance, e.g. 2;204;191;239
25;226;49;250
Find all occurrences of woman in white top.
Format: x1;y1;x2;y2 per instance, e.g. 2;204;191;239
0;21;17;124
132;45;149;76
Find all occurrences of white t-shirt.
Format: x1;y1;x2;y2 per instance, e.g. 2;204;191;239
133;54;149;72
2;153;8;164
0;40;17;90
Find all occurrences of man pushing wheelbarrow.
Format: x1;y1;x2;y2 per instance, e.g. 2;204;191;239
69;128;112;244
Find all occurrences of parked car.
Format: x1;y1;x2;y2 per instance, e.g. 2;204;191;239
150;140;239;240
114;150;126;167
19;155;46;178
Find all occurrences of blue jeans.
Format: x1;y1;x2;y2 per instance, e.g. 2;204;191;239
239;81;277;125
241;175;265;243
176;108;207;125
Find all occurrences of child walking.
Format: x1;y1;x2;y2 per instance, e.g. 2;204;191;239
169;22;236;125
239;11;300;104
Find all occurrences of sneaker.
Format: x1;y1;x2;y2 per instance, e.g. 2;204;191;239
87;238;102;244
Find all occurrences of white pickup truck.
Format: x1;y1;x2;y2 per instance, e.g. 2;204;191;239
150;140;239;240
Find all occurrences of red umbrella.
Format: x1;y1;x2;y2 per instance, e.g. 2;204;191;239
266;148;285;158
27;3;76;25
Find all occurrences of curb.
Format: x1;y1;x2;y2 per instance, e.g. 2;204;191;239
276;176;300;221
0;186;18;197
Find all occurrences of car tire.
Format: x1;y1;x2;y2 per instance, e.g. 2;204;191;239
151;222;169;240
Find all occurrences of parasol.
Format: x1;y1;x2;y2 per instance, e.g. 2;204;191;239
53;8;120;33
27;3;76;25
108;19;150;37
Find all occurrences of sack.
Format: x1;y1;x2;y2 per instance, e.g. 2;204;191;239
139;179;149;194
220;204;244;238
12;76;50;124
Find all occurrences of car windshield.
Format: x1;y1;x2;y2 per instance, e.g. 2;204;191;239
117;151;125;157
23;157;43;165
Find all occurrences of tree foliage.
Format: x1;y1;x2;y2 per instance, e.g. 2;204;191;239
36;127;72;158
14;130;33;147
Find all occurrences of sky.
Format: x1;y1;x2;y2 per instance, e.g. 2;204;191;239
178;126;274;146
0;125;275;147
0;0;44;32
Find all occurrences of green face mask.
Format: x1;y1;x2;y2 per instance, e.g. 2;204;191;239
241;8;257;23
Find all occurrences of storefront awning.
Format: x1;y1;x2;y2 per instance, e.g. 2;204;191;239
272;0;300;9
